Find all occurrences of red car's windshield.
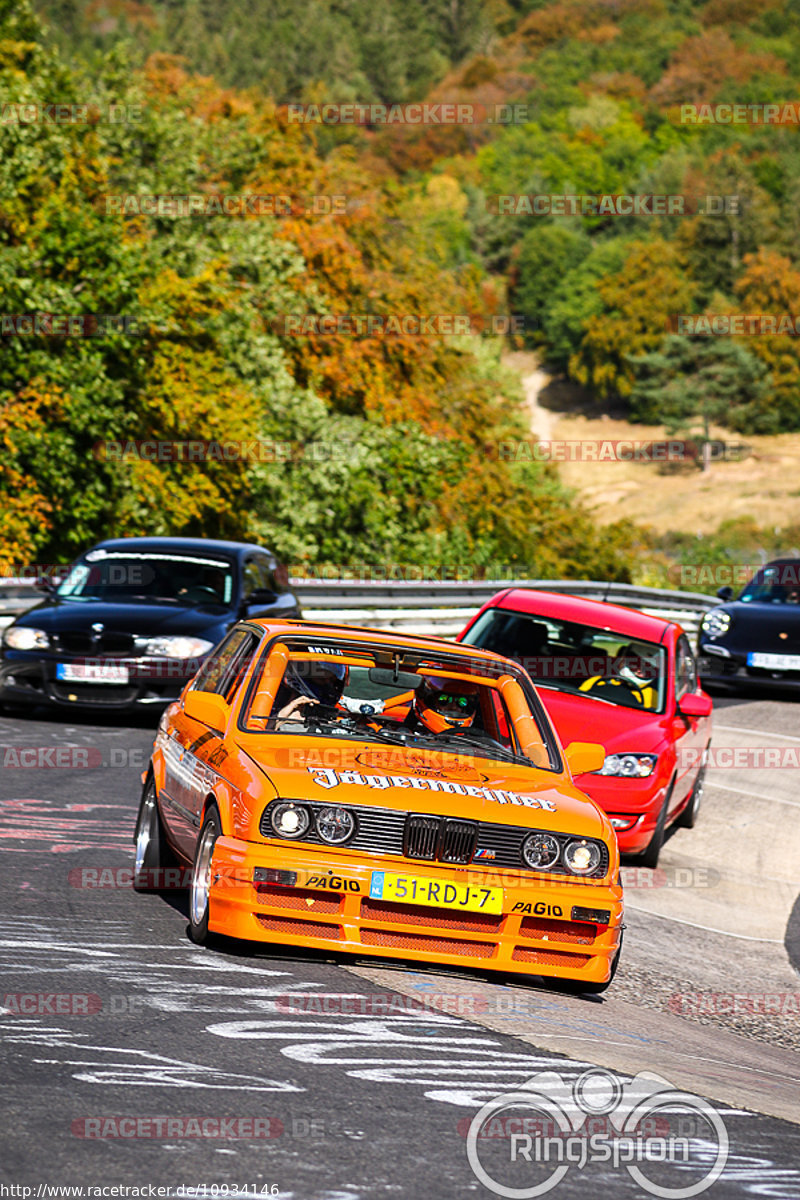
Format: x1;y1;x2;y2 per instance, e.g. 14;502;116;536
462;608;667;713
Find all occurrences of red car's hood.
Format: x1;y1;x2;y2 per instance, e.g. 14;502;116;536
537;686;669;754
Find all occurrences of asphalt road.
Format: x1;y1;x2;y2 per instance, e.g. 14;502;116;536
2;694;800;1199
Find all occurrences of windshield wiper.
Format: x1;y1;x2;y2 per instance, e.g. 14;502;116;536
428;731;531;764
534;682;617;706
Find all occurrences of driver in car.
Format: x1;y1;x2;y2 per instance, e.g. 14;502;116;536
274;660;349;725
401;676;480;735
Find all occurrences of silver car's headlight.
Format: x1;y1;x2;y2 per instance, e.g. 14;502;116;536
598;753;657;778
144;636;214;658
3;626;50;650
701;609;731;638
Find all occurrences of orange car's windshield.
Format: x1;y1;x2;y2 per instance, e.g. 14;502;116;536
240;635;559;769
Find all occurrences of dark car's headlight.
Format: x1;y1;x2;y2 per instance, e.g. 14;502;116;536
701;610;732;639
3;626;50;650
597;753;657;778
144;636;214;658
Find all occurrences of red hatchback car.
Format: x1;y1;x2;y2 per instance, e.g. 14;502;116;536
459;590;712;867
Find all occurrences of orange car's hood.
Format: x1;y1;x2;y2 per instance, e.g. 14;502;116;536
235;735;606;833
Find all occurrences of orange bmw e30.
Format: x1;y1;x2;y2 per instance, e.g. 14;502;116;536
134;621;624;992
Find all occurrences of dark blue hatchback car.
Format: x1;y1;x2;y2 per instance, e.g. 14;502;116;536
0;537;301;713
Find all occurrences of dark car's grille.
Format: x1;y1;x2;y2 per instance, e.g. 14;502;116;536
52;631;137;654
259;800;608;878
48;682;140;705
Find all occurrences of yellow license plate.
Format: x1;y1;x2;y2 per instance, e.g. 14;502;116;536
369;871;503;914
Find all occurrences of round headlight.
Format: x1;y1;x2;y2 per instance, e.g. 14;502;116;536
270;802;311;839
315;806;356;845
3;626;50;650
701;610;731;639
522;832;560;870
564;839;602;876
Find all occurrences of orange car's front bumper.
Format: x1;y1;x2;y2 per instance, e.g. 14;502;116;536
207;836;623;985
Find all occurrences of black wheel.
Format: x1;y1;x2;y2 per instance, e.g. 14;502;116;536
133;775;177;892
635;785;672;869
676;758;706;829
189;806;221;945
557;931;624;996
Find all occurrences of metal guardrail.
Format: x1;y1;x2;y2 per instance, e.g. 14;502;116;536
0;573;717;638
292;578;718;639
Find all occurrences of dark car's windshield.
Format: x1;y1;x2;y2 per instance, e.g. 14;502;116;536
739;562;800;605
56;551;236;607
462;608;667;713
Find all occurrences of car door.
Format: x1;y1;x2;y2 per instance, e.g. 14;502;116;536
161;627;258;857
670;634;705;813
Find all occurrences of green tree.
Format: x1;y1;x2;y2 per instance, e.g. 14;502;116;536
629;335;770;468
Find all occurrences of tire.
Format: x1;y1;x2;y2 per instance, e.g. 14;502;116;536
133;775;176;892
635;785;672;869
676;759;706;830
188;806;221;946
558;930;624;996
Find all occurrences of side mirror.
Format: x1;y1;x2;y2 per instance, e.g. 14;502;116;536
184;690;230;731
678;692;713;718
245;588;278;607
716;587;733;602
564;741;606;776
35;578;57;595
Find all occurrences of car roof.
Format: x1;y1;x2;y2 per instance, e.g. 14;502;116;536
486;588;672;642
88;537;273;561
246;619;522;663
